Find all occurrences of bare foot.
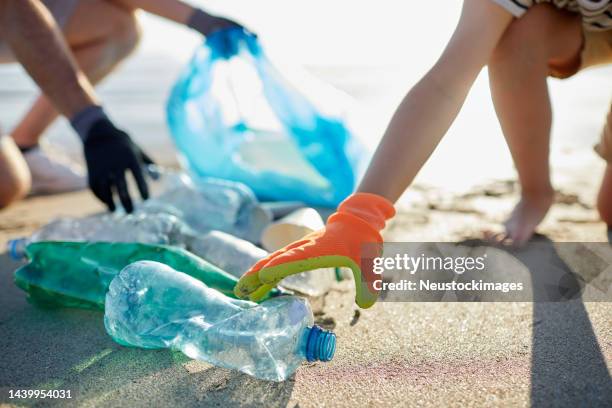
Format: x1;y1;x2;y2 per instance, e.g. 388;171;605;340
486;190;554;246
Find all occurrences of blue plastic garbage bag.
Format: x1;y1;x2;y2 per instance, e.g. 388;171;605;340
167;28;365;207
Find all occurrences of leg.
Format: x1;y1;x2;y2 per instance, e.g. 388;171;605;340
597;165;612;226
487;4;583;245
11;0;141;148
0;135;31;208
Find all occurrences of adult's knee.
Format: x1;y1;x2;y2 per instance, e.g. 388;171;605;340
108;7;142;61
0;137;31;208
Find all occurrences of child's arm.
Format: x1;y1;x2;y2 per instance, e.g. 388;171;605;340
236;0;516;307
358;0;513;201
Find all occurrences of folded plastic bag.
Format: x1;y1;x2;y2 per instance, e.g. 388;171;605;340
167;28;365;207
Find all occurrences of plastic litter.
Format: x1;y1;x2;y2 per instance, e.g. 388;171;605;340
6;212;261;270
13;241;282;310
140;171;271;243
261;208;337;297
189;230;267;278
261;207;324;251
105;260;336;381
167;27;365;207
7;212;187;260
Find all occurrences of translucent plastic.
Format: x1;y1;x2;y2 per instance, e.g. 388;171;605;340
189;230;267;277
167;27;365;207
139;172;271;243
104;261;336;381
8;211;335;297
8;213;187;260
13;242;253;310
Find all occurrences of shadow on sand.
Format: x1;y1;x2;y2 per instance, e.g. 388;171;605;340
0;253;293;407
460;236;612;407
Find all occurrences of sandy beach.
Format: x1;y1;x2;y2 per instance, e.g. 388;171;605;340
1;1;612;406
1;178;611;407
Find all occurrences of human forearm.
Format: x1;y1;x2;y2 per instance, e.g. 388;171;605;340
358;0;513;202
0;0;98;117
111;0;241;35
111;0;194;24
358;69;475;201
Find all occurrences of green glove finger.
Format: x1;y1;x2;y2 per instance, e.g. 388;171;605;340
258;255;379;308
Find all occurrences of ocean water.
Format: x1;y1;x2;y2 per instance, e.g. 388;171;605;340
0;0;610;197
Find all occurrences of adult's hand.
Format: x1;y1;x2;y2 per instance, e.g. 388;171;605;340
83;118;152;213
187;9;243;37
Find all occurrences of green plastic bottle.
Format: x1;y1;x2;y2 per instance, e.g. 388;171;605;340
14;241;271;310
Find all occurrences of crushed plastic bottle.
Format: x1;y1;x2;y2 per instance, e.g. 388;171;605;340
13;242;281;310
140;171;272;243
7;212;186;260
188;230;267;278
6;170;273;259
104;261;336;381
7;208;332;297
190;230;334;296
7;212;263;282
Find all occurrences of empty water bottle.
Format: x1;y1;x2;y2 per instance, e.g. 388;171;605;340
7;212;187;260
140;171;271;242
14;241;265;310
8;212;265;279
104;261;336;381
189;231;335;296
188;230;267;278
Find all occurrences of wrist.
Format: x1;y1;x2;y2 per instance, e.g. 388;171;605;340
187;9;216;35
70;105;109;142
338;193;396;230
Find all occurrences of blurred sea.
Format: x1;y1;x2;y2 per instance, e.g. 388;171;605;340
0;0;610;199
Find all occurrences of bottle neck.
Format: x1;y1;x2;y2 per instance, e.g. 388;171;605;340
303;325;336;362
8;238;28;260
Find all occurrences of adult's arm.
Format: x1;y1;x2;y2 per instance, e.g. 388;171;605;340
0;0;98;117
110;0;242;36
0;0;151;212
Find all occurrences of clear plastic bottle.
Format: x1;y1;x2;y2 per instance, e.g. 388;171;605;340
7;211;335;298
15;242;249;309
104;261;336;381
7;170;273;259
187;230;267;278
139;171;271;243
189;231;336;296
8;214;267;285
7;213;186;260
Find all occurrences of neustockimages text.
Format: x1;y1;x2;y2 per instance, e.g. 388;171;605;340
371;254;524;293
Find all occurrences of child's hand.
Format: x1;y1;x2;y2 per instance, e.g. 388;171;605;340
234;193;395;309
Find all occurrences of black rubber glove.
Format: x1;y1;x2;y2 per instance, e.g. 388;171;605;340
83;118;151;213
187;9;243;36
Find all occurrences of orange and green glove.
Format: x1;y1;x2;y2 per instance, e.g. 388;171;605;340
234;193;395;308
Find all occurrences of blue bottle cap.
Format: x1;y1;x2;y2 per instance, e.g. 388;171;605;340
304;325;336;362
8;238;27;261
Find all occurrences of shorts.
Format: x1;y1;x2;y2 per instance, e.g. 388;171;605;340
0;0;79;63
